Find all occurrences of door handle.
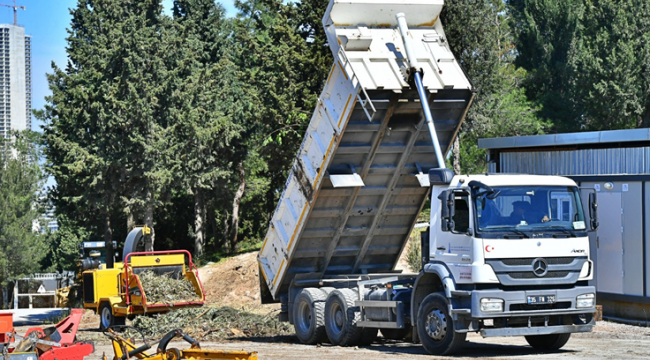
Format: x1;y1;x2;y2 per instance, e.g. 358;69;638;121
596;236;599;249
437;246;446;251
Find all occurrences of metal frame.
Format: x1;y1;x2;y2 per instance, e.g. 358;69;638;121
319;96;399;274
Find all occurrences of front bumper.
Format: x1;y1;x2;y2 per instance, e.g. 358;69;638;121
470;285;596;318
467;286;596;337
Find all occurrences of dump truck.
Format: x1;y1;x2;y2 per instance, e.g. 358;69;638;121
81;226;205;330
258;0;598;355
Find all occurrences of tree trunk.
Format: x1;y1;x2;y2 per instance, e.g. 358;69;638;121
640;107;650;128
453;136;461;175
104;212;114;269
144;191;155;252
194;190;205;258
229;161;246;252
127;212;135;233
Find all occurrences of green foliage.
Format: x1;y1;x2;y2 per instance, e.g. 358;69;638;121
0;131;47;285
442;0;548;173
406;229;423;273
41;215;90;273
510;0;650;131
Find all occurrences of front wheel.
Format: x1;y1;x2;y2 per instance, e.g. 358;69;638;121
416;293;466;355
525;333;571;350
99;302;125;331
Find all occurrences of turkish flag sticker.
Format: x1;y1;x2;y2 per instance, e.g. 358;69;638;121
485;245;494;252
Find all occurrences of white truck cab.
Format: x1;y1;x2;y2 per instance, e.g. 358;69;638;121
410;170;597;353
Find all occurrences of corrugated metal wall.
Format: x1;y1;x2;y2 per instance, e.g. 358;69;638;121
498;147;650;175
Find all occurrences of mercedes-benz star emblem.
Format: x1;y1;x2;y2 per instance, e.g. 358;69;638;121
532;258;548;277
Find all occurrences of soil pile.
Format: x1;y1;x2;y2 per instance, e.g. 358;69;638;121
198;252;279;313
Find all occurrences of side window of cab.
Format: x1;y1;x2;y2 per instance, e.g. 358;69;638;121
452;194;470;234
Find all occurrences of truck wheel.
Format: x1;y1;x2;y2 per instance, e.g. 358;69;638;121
525;333;571;350
293;288;327;344
319;287;336;296
416;293;466;355
324;289;363;346
99;302;125;331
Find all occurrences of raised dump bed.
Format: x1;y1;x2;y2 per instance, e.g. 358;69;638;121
258;0;474;301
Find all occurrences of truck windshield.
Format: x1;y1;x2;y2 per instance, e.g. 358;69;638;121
474;186;586;234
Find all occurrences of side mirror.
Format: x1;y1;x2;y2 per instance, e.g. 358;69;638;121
438;190;455;231
589;192;599;231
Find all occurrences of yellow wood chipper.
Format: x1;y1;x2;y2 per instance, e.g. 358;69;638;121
81;226;205;330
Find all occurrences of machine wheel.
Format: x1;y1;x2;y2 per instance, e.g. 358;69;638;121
525;333;571;350
165;348;182;360
381;325;412;341
99;302;125;331
416;293;466;355
324;289;363;346
293;288;327;344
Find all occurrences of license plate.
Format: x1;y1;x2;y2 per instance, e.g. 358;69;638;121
527;295;556;305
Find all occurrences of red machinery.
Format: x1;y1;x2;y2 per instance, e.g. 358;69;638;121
1;309;94;360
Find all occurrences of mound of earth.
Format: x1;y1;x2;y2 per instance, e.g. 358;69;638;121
198;251;280;314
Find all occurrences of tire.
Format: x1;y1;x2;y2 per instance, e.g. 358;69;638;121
381;325;412;341
319;287;336;296
293;288;327;344
525;333;571;351
416;293;466;355
324;289;363;346
99;302;120;331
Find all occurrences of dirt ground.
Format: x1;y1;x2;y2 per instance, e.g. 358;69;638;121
86;323;650;359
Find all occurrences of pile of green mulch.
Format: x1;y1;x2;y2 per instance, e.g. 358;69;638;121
138;270;198;304
130;307;292;340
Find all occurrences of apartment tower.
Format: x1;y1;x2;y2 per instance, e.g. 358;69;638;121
0;24;31;138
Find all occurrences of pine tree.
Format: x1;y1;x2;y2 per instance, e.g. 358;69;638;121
40;0;172;255
442;0;548;173
509;0;650;131
169;0;244;257
0;131;46;286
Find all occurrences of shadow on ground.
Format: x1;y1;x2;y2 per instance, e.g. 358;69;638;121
238;335;574;358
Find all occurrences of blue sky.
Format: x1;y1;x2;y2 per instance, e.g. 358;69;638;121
4;0;237;133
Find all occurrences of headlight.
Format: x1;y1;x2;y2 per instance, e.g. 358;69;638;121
576;293;595;308
480;298;504;312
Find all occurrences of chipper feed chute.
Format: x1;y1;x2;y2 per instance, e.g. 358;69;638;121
258;0;474;302
124;250;205;309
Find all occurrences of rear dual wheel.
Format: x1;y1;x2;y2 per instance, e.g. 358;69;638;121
324;289;377;346
293;288;377;346
293;288;328;344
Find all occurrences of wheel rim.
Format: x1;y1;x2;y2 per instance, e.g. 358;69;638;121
101;306;111;329
296;300;313;333
327;302;344;335
425;309;447;341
